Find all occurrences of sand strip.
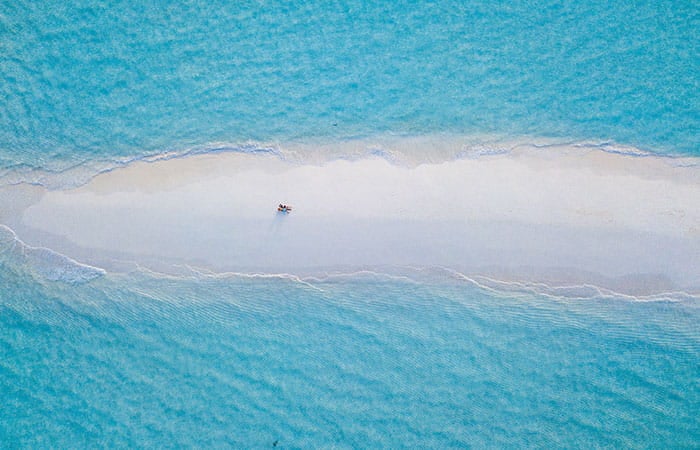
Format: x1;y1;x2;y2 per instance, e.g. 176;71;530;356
3;144;698;294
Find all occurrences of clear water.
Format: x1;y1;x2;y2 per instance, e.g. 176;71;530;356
1;0;698;176
2;266;699;448
1;0;699;447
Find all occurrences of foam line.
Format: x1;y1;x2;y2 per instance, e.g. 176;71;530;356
123;262;700;302
1;134;697;190
0;224;105;284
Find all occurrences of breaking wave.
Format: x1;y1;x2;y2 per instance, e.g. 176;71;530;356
0;224;105;284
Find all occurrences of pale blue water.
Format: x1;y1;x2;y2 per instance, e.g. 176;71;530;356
1;266;699;448
1;0;699;447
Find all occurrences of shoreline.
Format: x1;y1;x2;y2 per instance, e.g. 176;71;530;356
2;220;697;301
1;139;698;295
1;134;698;190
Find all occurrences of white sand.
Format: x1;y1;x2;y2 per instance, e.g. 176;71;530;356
3;141;699;294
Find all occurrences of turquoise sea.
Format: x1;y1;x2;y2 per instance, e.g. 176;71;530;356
1;0;699;447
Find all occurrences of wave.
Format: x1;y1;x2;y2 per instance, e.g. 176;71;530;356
0;141;286;190
0;224;105;284
0;222;695;302
442;270;700;303
306;266;700;303
0;134;697;190
108;262;700;304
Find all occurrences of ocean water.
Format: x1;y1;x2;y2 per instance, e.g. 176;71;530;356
1;0;699;447
2;264;699;448
1;0;698;177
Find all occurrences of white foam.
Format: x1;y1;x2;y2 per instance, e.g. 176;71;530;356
0;224;105;284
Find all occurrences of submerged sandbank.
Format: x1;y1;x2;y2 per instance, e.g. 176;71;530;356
2;140;698;295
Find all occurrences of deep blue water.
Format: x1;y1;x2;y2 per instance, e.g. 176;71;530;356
1;0;699;447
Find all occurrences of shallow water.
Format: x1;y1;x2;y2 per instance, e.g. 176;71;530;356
1;267;699;447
